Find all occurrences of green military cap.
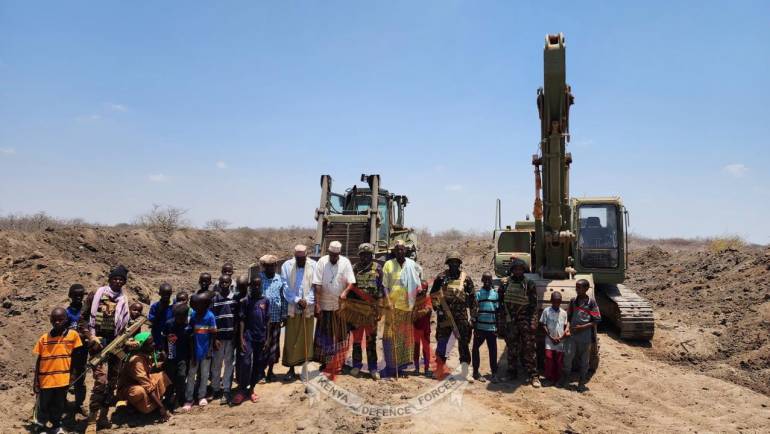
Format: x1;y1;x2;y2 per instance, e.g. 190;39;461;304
445;251;462;265
358;242;375;253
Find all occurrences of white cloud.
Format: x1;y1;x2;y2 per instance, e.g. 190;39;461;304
216;161;227;169
0;147;15;155
105;103;128;112
445;184;463;192
723;163;748;178
148;174;168;182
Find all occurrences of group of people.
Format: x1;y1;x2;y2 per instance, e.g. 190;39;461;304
31;240;601;433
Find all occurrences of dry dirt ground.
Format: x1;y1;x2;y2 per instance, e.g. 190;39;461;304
1;227;769;433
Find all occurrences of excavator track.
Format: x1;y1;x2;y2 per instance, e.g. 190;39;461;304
596;284;655;340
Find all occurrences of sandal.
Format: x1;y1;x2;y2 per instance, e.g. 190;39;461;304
250;393;260;403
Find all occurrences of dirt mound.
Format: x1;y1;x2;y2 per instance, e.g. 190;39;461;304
626;244;770;395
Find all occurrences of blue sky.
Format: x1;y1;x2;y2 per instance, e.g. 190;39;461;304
1;1;768;244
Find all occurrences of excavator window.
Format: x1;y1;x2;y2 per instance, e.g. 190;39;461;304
498;232;531;253
577;204;619;268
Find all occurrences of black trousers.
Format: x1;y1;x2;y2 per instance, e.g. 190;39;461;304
70;346;88;407
36;386;68;428
472;329;498;374
164;358;188;409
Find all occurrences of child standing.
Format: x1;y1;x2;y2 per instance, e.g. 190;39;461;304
183;293;218;410
232;276;268;405
197;273;213;295
66;284;89;416
149;283;174;352
540;291;568;385
412;280;432;377
175;290;189;306
33;308;83;433
471;272;499;382
560;279;601;392
163;302;191;411
211;275;239;404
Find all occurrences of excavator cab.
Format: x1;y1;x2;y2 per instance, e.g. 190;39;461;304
572;197;628;285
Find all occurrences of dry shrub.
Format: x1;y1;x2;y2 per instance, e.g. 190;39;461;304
0;212;94;231
204;219;231;230
708;236;746;253
133;204;190;234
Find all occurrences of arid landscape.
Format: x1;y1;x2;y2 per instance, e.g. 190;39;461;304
1;224;769;433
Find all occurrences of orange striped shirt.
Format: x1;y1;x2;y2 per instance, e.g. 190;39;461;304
33;329;82;389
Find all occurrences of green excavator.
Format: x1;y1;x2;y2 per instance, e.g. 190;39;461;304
502;33;654;342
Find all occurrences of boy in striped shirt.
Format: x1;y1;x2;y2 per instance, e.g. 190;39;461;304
471;272;500;382
33;307;83;433
211;274;238;404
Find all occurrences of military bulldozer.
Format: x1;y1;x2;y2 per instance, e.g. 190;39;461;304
503;34;654;342
313;174;417;263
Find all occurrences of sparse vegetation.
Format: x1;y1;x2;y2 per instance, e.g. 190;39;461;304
707;236;746;253
133;204;190;234
0;212;93;231
204;219;231;230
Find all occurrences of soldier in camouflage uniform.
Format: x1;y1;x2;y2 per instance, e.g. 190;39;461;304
79;265;133;433
497;259;541;387
340;243;384;380
430;251;476;380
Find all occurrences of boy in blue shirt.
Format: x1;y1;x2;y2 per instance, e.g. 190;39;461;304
471;272;500;382
232;276;268;405
148;283;174;352
67;284;88;415
163;302;191;411
183;293;218;410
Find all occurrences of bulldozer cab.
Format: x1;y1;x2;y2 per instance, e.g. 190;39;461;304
338;187;392;247
314;174;417;262
572;197;628;284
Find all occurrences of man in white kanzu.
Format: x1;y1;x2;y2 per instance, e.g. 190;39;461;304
280;244;317;381
312;241;356;377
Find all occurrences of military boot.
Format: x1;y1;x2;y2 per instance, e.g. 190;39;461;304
95;406;111;430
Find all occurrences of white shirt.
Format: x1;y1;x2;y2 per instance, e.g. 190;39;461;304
312;254;356;311
539;306;568;351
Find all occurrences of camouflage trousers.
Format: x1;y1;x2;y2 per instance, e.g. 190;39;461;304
89;353;123;413
435;320;472;364
500;309;537;377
